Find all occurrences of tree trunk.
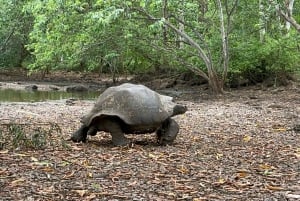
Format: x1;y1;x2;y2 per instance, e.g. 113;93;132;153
208;69;224;94
178;2;184;49
259;0;266;42
164;18;224;93
269;0;300;33
159;0;168;70
135;7;225;94
216;0;229;86
162;0;168;46
285;0;294;31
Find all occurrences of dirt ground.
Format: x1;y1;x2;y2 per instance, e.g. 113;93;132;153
0;71;300;200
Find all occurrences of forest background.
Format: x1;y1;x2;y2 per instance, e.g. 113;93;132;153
0;0;299;93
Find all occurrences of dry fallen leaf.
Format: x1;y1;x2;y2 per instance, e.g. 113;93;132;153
193;198;207;201
266;185;285;191
39;185;55;193
84;193;97;201
243;135;252;142
295;148;300;158
273;128;287;132
0;169;6;175
74;189;88;197
272;124;287;132
31;156;39;162
10;178;26;187
216;153;223;159
87;172;93;178
259;164;274;170
236;172;248;179
148;153;160;160
213;178;226;185
178;165;189;174
42;166;54;172
285;193;300;199
0;150;9;154
63;170;76;179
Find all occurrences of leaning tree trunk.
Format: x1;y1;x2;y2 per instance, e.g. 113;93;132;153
216;0;229;87
285;0;295;31
207;63;224;94
162;20;224;94
160;0;168;70
259;0;266;42
269;0;300;33
135;6;225;94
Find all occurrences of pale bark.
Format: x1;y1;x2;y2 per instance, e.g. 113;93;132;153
163;18;223;93
161;0;168;68
278;8;300;33
259;0;266;42
285;0;294;31
216;0;229;84
269;0;300;33
134;7;224;94
162;0;168;45
178;1;185;49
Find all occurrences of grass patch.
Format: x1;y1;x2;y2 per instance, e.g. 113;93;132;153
0;122;66;150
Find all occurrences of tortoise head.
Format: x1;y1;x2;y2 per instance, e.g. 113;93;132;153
157;119;179;145
172;105;187;116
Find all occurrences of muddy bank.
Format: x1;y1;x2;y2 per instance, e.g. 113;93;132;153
0;69;209;93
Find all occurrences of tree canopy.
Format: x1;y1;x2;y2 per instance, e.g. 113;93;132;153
0;0;299;92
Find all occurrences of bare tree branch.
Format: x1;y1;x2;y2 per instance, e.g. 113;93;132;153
0;29;15;53
132;6;225;93
277;8;300;33
133;7;213;70
167;13;213;62
216;0;229;82
269;0;300;33
177;58;209;81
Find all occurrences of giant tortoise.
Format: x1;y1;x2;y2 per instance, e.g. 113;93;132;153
71;83;187;146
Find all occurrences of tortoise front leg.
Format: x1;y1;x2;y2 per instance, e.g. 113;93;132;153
156;118;179;145
71;125;88;142
87;126;97;136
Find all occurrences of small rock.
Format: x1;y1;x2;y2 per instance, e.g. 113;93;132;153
49;86;59;91
66;84;88;92
66;98;77;105
249;96;258;99
25;85;38;91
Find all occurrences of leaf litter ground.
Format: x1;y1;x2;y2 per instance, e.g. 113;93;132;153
0;85;299;201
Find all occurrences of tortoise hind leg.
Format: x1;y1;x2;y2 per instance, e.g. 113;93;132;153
100;118;130;146
71;125;88;142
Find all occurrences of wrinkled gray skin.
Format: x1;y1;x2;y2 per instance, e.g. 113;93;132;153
71;83;187;146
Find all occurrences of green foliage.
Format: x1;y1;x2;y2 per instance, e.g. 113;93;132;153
8;124;48;149
227;1;300;85
0;0;32;68
24;0;136;73
0;0;299;86
230;30;299;85
0;123;63;150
